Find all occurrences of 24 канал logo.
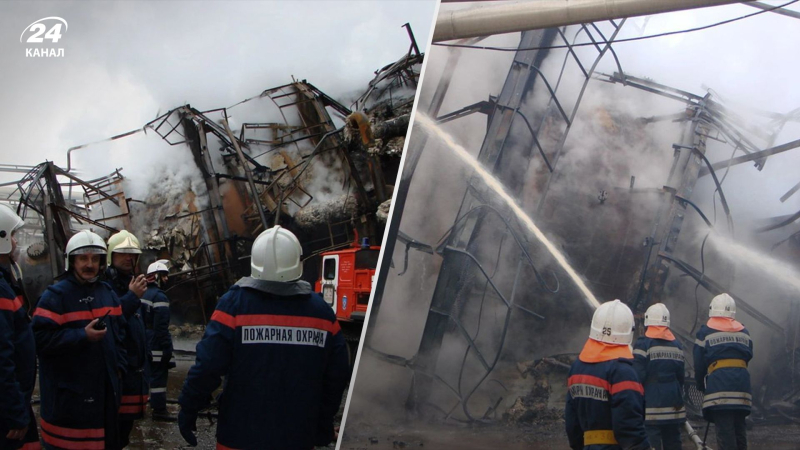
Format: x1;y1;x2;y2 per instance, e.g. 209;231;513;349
20;17;67;58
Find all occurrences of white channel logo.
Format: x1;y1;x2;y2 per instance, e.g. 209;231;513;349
20;17;68;58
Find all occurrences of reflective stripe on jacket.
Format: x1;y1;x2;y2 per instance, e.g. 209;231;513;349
693;323;753;419
179;278;350;450
565;356;651;450
632;334;686;424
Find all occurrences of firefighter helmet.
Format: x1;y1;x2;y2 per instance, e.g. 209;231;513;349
709;293;736;319
0;204;24;255
251;226;303;282
147;261;169;276
106;230;142;265
589;299;635;345
65;230;108;271
644;303;670;327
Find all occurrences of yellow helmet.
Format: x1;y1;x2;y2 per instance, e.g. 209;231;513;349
106;230;142;265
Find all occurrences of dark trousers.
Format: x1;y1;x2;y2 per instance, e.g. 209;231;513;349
712;410;747;450
119;420;134;448
149;358;170;410
645;423;682;450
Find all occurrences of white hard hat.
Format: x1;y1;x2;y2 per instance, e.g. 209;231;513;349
250;226;303;282
644;303;670;327
147;261;169;276
106;230;142;265
0;204;24;255
709;293;736;319
65;230;107;271
589;299;635;345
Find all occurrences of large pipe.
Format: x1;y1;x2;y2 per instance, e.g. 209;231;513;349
434;0;751;42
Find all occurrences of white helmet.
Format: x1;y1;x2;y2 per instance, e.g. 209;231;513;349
147;261;169;276
589;299;635;345
0;204;24;255
644;303;670;327
65;230;108;270
709;293;736;319
251;226;303;282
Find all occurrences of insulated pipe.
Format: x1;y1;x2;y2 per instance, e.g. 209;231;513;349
434;0;751;42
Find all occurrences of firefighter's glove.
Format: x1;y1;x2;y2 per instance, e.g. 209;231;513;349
178;409;198;447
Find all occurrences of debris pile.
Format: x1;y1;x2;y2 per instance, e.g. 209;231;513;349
504;356;572;425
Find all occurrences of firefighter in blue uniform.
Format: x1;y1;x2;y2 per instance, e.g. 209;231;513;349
0;205;40;450
565;299;651;450
693;293;752;450
104;230;148;447
178;226;350;449
141;260;175;422
633;303;685;450
32;230;128;450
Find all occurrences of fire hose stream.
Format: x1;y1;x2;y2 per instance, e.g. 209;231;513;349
415;112;709;449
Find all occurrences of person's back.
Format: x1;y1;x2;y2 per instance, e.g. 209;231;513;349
179;226;349;449
693;293;752;450
565;299;650;450
633;303;685;450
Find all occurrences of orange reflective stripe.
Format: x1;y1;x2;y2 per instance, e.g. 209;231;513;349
568;374;611;391
33;307;65;325
236;314;340;334
20;441;42;450
41;429;104;450
119;404;147;414
211;310;236;329
121;394;149;404
610;380;645;395
211;311;340;335
92;305;122;317
41;418;104;439
217;443;240;450
34;305;122;325
0;296;23;312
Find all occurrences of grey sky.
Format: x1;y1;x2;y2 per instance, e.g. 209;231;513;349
0;0;436;180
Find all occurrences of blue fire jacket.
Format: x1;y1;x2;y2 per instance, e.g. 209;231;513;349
693;322;753;420
32;274;126;449
632;334;686;425
106;269;149;420
0;265;38;446
179;278;350;450
140;284;173;363
565;356;650;450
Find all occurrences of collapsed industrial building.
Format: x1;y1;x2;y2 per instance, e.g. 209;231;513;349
344;14;800;448
0;27;422;349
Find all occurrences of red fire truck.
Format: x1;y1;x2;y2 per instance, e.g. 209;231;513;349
315;235;380;363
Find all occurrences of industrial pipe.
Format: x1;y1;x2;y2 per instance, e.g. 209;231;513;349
434;0;752;42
